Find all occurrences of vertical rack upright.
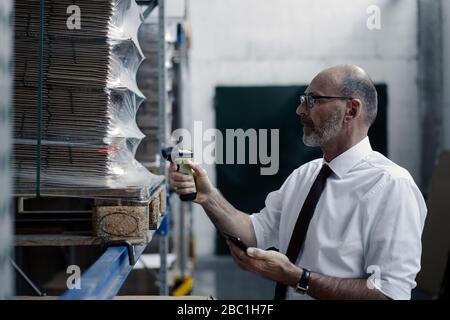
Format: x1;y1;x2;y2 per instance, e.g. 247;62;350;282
0;0;13;300
157;0;169;296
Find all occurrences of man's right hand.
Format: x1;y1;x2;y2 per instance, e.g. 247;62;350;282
168;161;214;204
169;161;257;249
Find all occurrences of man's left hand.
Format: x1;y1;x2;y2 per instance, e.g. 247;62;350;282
227;241;302;286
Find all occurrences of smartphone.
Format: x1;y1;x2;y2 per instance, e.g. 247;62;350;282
222;232;249;251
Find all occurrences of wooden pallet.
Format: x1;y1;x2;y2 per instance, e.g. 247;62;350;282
15;181;166;247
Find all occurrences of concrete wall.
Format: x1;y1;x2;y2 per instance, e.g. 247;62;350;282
187;0;419;255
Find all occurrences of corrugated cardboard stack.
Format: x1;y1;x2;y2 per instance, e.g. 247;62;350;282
12;0;162;200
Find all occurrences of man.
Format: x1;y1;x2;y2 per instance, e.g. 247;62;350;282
169;65;427;300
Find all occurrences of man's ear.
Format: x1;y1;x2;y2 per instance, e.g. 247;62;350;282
344;99;362;122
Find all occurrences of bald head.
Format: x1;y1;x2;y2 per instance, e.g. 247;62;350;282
315;65;378;126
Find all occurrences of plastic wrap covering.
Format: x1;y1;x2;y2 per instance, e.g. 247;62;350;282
12;0;163;201
136;22;176;168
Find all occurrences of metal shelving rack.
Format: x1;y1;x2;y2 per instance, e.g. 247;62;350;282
134;0;195;298
61;0;170;299
8;0;172;299
171;23;195;296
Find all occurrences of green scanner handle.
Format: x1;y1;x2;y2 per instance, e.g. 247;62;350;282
176;160;197;201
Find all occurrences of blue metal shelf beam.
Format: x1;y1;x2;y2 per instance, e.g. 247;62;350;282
60;243;147;300
60;211;169;300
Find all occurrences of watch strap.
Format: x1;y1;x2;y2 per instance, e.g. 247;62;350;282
295;268;311;294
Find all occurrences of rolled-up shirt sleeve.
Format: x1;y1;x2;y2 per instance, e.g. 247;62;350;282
250;189;283;250
363;175;427;300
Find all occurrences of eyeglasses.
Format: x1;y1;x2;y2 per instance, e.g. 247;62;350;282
299;94;353;109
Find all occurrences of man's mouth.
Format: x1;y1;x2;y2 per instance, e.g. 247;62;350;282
301;119;314;129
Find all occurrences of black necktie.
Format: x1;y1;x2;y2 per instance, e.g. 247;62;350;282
274;164;333;300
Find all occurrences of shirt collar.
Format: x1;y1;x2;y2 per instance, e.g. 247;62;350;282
323;136;373;179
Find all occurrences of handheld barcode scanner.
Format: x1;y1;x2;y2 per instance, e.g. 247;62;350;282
161;146;197;201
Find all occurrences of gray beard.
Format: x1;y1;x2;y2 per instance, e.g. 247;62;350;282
302;110;343;147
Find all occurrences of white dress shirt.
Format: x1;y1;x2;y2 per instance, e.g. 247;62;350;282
250;137;427;300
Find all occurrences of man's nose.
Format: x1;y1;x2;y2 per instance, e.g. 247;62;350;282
296;102;308;117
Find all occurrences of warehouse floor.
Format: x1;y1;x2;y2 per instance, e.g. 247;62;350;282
192;255;274;299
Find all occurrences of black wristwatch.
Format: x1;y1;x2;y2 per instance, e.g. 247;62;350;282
295;268;311;294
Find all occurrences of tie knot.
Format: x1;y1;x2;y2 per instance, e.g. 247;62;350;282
319;164;333;180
